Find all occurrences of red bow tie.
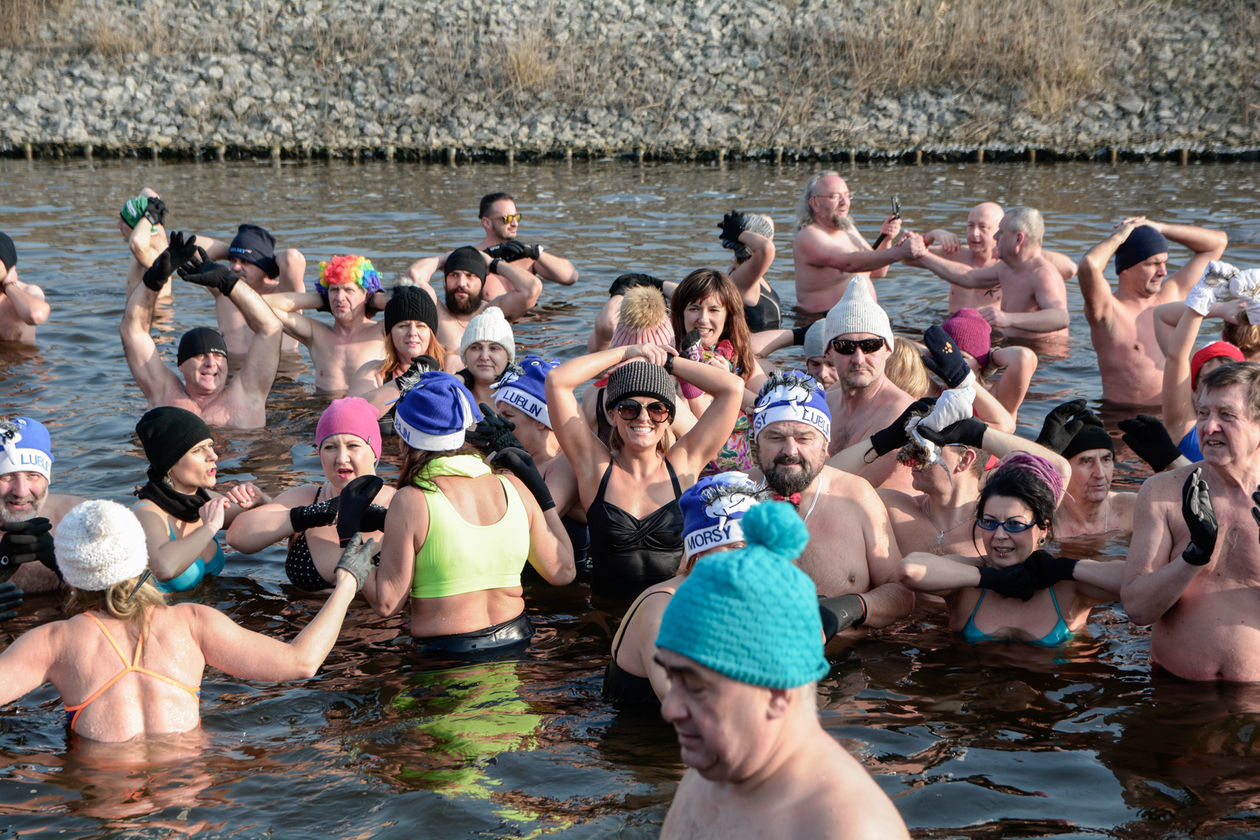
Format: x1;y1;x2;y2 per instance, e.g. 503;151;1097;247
773;492;802;506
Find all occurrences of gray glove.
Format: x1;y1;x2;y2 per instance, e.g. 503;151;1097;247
335;534;378;591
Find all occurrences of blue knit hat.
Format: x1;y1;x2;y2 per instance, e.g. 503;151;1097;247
752;370;831;440
0;416;53;480
1115;225;1170;275
657;500;827;689
680;471;767;560
394;371;483;451
493;355;557;429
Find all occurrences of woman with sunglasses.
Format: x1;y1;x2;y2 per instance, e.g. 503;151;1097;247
670;269;768;474
900;452;1123;646
547;342;743;600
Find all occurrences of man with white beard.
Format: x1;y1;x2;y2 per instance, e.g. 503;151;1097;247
0;418;81;593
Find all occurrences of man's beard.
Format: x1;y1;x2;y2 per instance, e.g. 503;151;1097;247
445;286;483;316
827;213;857;234
761;454;822;497
0;490;47;524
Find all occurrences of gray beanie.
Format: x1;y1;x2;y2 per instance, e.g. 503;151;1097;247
804;321;827;360
721;214;775;261
605;361;676;422
824;277;894;348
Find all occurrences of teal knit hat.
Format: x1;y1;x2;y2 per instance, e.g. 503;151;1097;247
656;500;827;689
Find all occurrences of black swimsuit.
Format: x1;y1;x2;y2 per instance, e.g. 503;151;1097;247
742;282;782;332
602;590;671;709
285;487;334;591
585;461;684;600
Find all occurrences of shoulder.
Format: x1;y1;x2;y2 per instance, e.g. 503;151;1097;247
876;488;917;516
1136;467;1189;504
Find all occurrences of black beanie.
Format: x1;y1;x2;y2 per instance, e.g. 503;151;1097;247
0;232;15;273
605;361;676;422
229;224;280;279
136;406;213;478
177;327;228;366
445;246;488;281
1061;424;1115;460
385;286;439;332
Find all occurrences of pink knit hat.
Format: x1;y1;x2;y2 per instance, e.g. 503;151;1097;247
942;308;992;367
611;286;675;349
316;397;381;460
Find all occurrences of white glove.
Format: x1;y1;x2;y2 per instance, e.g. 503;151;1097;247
1228;267;1260;301
919;383;977;435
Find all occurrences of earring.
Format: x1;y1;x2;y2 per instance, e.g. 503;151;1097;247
1038;537;1046;545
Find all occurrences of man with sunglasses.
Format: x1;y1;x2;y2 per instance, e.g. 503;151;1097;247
792;170;926;313
749;372;913;633
821;278;918;492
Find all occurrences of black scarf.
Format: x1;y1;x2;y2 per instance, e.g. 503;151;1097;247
135;471;212;522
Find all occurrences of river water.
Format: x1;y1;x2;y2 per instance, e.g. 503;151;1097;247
3;157;1260;838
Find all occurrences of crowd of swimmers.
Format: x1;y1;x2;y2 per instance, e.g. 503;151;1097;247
2;173;1260;836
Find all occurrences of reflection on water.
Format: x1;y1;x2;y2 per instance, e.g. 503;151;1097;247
3;158;1260;837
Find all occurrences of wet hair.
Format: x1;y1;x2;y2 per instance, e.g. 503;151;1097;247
479;192;516;218
396;441;486;493
66;575;166;636
379;326;446;381
1002;206;1044;245
797;170;841;229
1197;360;1260;421
885;337;930;398
1222;314;1260;359
670;268;756;383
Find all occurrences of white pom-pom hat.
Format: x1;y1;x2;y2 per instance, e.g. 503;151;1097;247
55;500;150;592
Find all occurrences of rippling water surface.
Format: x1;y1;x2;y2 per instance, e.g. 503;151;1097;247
3;157;1260;838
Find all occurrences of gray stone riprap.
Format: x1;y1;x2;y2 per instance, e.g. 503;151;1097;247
2;0;1257;160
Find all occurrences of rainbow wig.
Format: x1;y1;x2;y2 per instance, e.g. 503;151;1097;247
318;255;383;302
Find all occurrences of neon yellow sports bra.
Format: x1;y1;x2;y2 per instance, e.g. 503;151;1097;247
411;475;530;599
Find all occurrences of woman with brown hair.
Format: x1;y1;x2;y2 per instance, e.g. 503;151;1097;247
348;284;446;417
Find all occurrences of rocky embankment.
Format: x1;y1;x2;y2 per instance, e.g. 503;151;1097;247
2;0;1257;161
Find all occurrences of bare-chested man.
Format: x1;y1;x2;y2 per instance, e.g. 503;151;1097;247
1123;362;1260;681
921;201;1078;313
0;417;83;594
821;277;916;491
0;233;49;345
265;254;389;394
120;235;281;429
1053;418;1136;538
1077;217;1227;407
912;206;1070;345
655;499;911;840
792;171;925;313
202;224;306;355
750;372;913;631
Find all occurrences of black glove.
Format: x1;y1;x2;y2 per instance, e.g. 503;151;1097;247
918;416;988;449
1181;467;1217;565
335;534;377;591
679;329;706;362
870;399;935;456
718;211;747;244
608;272;664;297
819;593;867;641
393;354;440;396
790;324;810;346
1119;414;1182;472
1035;399;1102;454
490;446;555;511
0;581;22;621
977;564;1039;601
140;230;198;291
359;504;388;533
143;196;168;226
486;240;540;262
1023;549;1078;589
467;403;524;456
0;518;54;583
924;325;972;389
336;475;385;547
290;497;338;532
177;246;238;296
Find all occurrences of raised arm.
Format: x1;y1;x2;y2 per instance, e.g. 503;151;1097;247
666;354;745;478
912;250;1001;289
1162;303;1203;442
1155;220;1228;294
0;276;49;326
487;256;543;319
406;255;441;285
120;273;181;405
900;551;984;593
262;290;323;344
1077;219;1137;325
797;226;925;276
531;249;579;286
225;282;282;400
727;230;775;305
546;346;631;489
135;500;225;582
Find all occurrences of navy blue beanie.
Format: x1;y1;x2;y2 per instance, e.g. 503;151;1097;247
1115;225;1169;275
0;232;15;273
229;224;280;279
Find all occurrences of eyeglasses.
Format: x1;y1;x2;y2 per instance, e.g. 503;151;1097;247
500;213;522;224
829;337;885;355
615;401;671;423
976;516;1037;533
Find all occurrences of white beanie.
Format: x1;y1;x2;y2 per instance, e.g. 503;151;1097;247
55;500;150;592
459;306;515;362
824;277;894;349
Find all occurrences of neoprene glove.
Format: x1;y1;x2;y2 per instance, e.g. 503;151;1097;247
358;504;388;533
790;324;810;346
336;475;385;547
141;231;198;291
0;581;21;622
290;497;338;533
924;325;972;389
0;517;54;583
335;534;377;591
1181;467;1217;565
819;593;867;641
1118;414;1182;472
467;403;524;456
718;211;746;244
608;273;664;298
679;329;706;363
1023;549;1079;589
177;246;238;296
491;447;556;511
487;240;540;262
143;196;168;226
917;417;988;449
976;564;1038;601
870;399;934;456
1036;399;1102;454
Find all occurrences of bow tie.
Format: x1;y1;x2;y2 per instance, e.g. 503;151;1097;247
773;492;802;506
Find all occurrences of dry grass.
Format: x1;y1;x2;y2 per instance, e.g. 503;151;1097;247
0;0;67;48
